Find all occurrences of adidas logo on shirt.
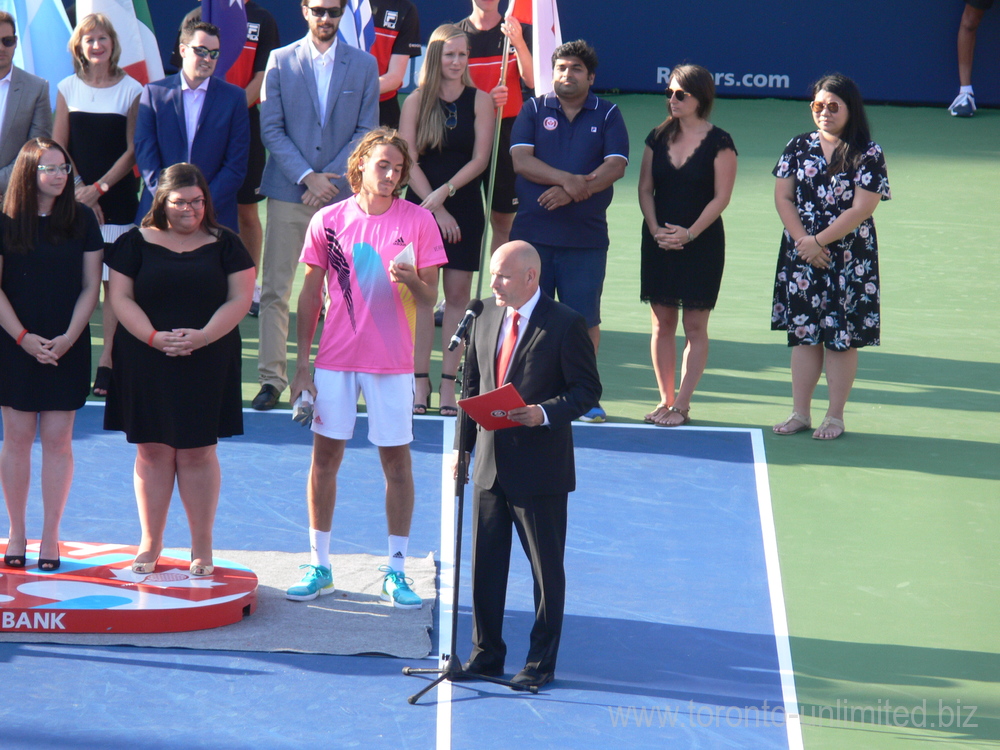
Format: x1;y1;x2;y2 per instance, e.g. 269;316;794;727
392;236;407;246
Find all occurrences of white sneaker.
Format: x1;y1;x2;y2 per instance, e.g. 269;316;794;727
948;91;976;117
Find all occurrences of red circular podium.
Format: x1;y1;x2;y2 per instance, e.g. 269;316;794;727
0;542;257;634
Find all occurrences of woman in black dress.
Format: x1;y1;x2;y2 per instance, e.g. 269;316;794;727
53;13;142;397
638;65;737;426
105;164;254;576
771;74;890;440
0;139;103;570
400;24;492;416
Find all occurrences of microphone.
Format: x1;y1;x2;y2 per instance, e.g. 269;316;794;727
448;299;484;351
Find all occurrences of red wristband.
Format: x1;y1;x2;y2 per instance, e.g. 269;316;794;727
147;331;158;347
15;328;27;346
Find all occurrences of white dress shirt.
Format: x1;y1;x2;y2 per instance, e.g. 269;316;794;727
0;66;13;145
495;287;549;425
297;37;339;186
181;75;211;163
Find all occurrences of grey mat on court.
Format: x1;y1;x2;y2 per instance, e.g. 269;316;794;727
0;551;436;658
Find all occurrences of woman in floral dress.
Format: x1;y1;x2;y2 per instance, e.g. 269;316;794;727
771;74;890;440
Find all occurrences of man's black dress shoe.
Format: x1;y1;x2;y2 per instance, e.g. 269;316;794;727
252;384;280;411
510;666;554;689
450;659;504;681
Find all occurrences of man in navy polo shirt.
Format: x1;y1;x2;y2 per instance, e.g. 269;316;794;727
509;39;628;423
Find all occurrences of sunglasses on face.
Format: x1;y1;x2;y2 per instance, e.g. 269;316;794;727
166;198;206;211
186;44;220;60
810;100;841;114
666;88;693;102
1;36;16;48
37;164;72;176
307;6;344;19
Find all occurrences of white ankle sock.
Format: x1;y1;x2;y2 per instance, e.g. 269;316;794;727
960;85;974;96
310;529;331;569
388;535;408;572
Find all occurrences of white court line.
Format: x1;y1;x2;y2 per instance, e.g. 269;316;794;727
750;428;805;750
436;417;456;750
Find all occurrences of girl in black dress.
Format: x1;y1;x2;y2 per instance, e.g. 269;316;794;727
105;164;254;576
0;138;103;570
400;24;492;416
638;65;737;426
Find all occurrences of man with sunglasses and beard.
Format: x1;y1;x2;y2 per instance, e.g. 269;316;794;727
135;19;249;233
252;0;379;412
0;11;52;200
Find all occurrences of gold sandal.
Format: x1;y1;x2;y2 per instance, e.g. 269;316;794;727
773;412;811;435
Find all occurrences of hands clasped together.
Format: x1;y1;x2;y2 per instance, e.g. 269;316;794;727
150;328;211;357
19;332;72;365
652;222;694;251
793;234;832;269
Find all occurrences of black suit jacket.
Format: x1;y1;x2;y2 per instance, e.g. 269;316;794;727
459;293;602;497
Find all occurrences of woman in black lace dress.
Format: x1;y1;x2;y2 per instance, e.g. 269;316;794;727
638;65;737;427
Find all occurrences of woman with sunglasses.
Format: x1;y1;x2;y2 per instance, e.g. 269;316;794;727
638;64;737;427
104;163;255;576
0;138;103;570
53;13;143;399
399;24;492;416
771;74;891;440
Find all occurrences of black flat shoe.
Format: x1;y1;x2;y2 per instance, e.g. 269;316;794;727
252;384;280;411
37;558;61;571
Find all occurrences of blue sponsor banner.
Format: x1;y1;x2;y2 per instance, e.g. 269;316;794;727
147;0;1000;106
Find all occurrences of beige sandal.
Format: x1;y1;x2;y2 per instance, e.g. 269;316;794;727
654;405;690;427
812;416;845;440
773;412;811;435
644;403;669;423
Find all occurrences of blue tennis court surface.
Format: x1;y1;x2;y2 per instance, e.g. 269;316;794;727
0;405;801;749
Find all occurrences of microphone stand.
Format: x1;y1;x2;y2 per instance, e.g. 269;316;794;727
402;323;535;703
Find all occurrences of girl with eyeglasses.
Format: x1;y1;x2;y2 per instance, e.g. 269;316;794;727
103;163;255;576
399;24;493;416
0;138;103;571
638;64;738;427
53;13;143;400
771;74;891;440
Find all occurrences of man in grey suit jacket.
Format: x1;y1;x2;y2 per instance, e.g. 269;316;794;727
0;11;52;195
252;0;379;411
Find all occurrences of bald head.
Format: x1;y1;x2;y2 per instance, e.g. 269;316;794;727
490;241;540;309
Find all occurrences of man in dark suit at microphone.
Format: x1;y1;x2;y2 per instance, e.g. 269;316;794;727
455;240;601;688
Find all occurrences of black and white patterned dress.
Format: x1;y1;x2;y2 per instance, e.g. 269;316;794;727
771;132;891;350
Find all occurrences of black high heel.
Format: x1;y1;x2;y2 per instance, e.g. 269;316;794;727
413;373;430;415
4;544;27;568
37;558;61;571
439;373;458;417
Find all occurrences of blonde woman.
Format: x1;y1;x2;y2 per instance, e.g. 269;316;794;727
53;13;142;397
399;24;492;416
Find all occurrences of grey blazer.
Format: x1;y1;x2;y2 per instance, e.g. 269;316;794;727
0;67;52;193
259;37;379;205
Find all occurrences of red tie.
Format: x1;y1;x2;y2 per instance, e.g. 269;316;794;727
496;311;520;385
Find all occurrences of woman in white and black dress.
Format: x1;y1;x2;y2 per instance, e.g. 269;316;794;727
53;13;142;397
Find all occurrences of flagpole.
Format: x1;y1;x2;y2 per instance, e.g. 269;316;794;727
474;33;513;301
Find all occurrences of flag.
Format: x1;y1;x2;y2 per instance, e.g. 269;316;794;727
202;0;247;78
337;0;374;52
506;0;562;98
75;0;163;85
0;0;73;107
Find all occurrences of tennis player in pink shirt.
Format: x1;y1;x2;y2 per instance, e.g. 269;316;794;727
286;128;447;607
